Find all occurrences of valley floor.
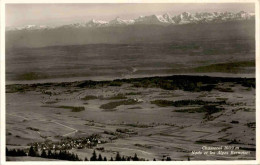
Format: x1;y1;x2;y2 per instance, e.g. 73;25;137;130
6;75;256;161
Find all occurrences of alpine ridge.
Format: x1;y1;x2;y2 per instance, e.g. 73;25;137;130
6;11;255;31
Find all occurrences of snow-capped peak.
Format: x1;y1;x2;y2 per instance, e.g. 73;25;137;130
109;17;135;25
162;13;174;23
180;12;192;19
88;19;108;24
6;24;51;31
135;14;170;24
86;19;108;27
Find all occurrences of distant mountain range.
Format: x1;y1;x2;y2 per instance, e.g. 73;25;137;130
6;11;255;31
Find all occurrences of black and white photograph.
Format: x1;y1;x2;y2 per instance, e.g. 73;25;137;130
1;0;259;163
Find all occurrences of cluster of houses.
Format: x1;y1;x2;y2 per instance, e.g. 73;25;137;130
28;134;103;150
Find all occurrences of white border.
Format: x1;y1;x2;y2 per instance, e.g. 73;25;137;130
1;0;6;164
255;0;259;164
0;0;258;3
0;0;259;165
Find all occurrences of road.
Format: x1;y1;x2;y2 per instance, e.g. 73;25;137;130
7;113;78;136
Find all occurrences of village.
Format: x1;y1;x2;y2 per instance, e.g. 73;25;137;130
28;134;103;151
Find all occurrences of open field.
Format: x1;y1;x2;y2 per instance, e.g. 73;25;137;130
6;75;255;161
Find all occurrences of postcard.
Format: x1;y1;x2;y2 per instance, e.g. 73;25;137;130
1;0;259;164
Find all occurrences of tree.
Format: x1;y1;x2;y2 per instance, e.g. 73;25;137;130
153;158;156;161
52;150;58;159
166;157;171;161
7;149;16;156
32;145;39;157
103;157;107;161
41;150;47;158
122;156;126;161
16;149;27;156
75;154;80;161
28;146;36;157
132;153;139;161
110;157;114;161
90;150;97;161
47;149;52;158
115;152;121;161
98;154;103;161
58;150;62;159
84;157;89;161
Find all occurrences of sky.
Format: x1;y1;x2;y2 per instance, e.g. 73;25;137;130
6;3;255;27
